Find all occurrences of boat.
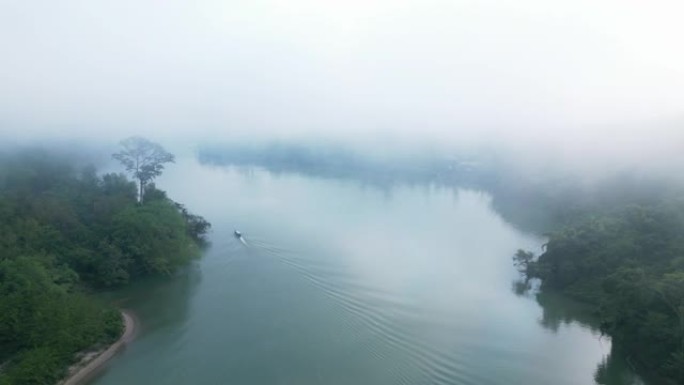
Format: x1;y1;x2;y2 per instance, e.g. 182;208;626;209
234;230;242;238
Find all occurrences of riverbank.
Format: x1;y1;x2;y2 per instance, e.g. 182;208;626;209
59;310;137;385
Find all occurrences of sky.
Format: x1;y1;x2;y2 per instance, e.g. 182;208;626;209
0;0;683;171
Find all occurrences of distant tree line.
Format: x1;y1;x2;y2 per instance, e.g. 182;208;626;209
0;140;209;384
197;142;484;190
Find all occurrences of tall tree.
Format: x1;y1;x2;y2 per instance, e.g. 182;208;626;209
112;137;174;203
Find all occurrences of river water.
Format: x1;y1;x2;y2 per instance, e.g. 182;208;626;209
91;158;644;385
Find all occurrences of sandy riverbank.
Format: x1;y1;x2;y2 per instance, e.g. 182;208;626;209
60;310;137;385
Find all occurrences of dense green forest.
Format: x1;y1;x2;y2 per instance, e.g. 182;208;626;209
0;146;209;384
516;189;684;383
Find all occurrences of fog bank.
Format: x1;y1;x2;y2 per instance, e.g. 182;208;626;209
1;0;682;177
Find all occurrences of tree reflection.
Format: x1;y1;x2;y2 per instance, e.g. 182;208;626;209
104;263;202;340
594;348;645;385
513;285;646;385
535;291;600;333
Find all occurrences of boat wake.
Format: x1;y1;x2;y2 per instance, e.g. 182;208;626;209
241;235;472;385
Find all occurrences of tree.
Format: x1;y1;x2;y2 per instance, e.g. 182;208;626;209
112;137;174;204
513;249;536;280
110;201;200;276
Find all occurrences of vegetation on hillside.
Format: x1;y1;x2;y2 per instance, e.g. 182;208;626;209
517;198;684;383
0;143;209;384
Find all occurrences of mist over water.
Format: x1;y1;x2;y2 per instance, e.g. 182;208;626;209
89;158;644;385
1;0;683;180
1;2;681;384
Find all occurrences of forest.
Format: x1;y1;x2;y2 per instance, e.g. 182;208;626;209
0;145;209;384
516;184;684;383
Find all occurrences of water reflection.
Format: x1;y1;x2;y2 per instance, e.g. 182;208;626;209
511;279;533;297
535;291;600;333
201;154;555;239
92;265;202;384
594;348;645;385
511;285;645;385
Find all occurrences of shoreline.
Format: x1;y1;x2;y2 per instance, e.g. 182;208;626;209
60;309;137;385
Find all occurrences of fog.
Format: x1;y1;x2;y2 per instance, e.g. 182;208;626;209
1;0;683;175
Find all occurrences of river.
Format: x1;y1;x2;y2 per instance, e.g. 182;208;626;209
91;158;644;385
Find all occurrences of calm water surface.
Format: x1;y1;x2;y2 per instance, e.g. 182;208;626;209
92;159;644;385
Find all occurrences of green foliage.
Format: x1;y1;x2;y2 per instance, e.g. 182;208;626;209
175;203;212;245
4;347;62;385
0;147;209;384
525;199;684;383
0;256;123;384
111;201;201;277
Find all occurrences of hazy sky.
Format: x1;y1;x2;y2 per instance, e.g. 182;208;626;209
1;0;683;167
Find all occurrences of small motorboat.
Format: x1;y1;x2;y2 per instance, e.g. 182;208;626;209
234;230;242;238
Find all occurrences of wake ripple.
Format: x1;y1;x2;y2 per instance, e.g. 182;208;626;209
246;236;478;385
